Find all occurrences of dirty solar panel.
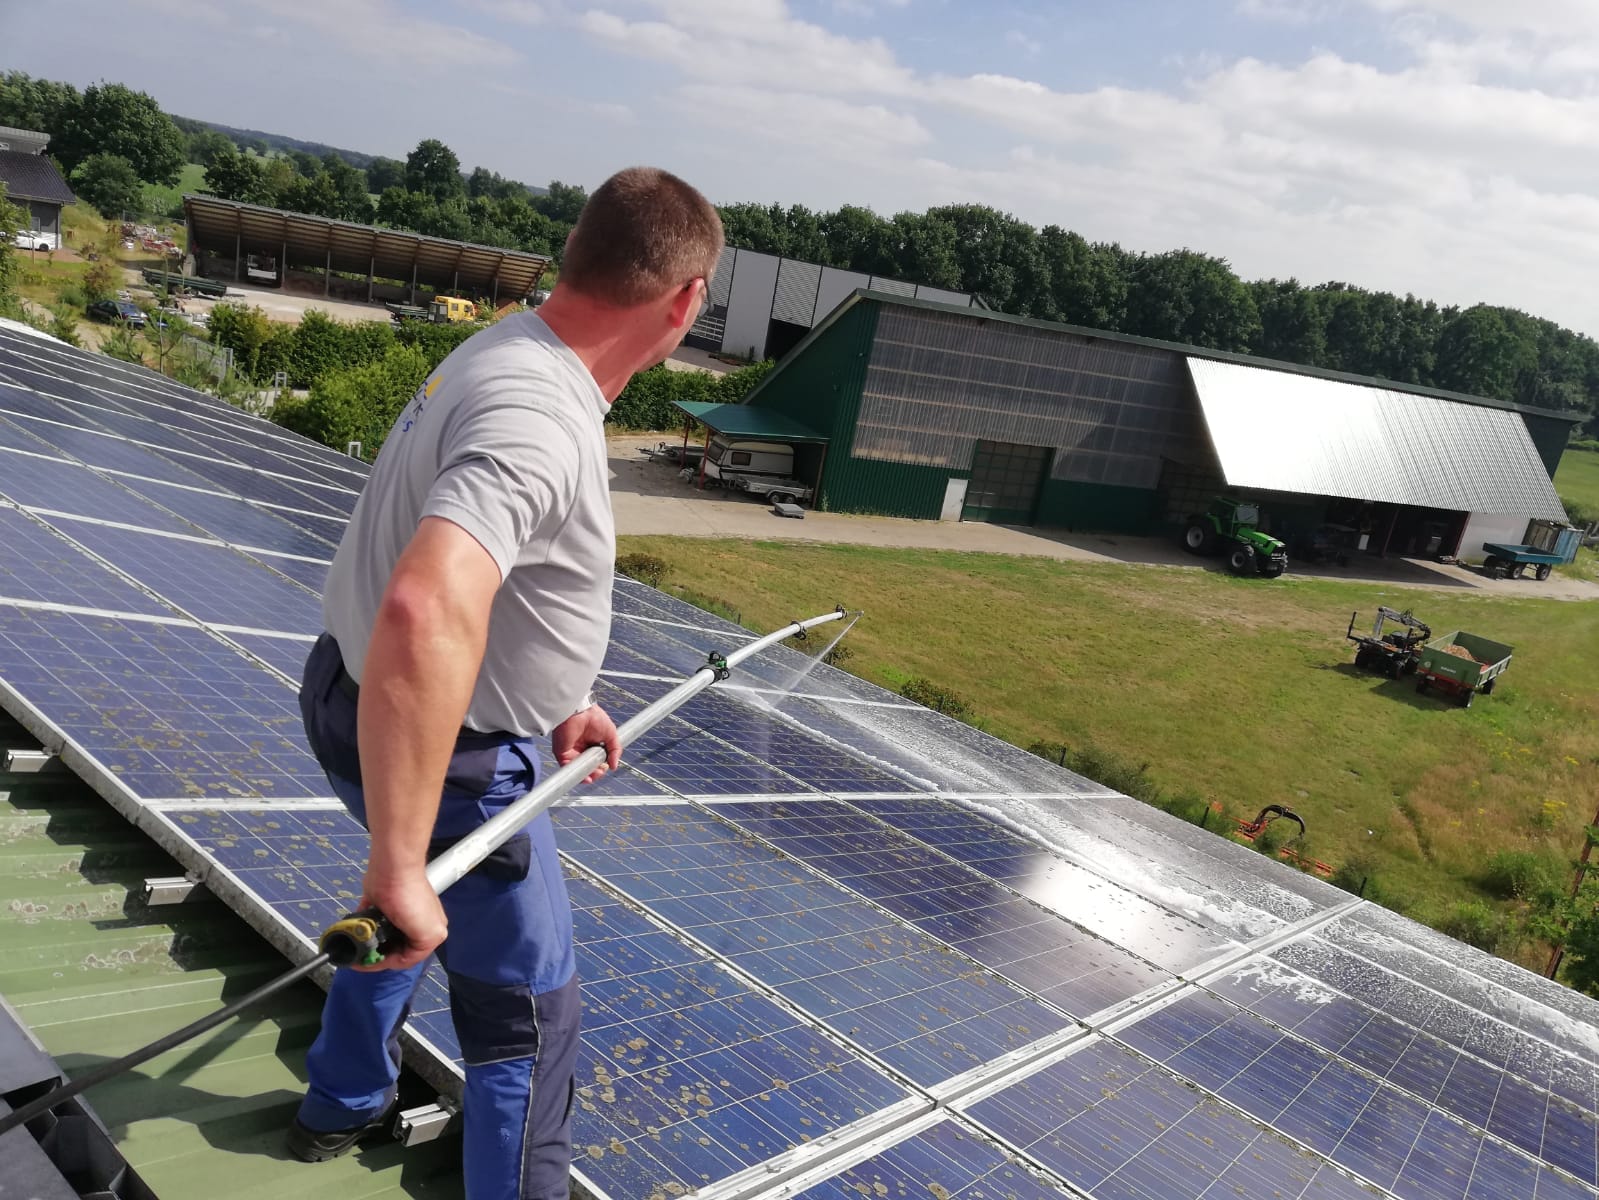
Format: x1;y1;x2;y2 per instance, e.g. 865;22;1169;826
963;1040;1385;1200
712;798;1185;1013
554;805;1073;1087
789;1118;1075;1200
167;806;915;1200
107;475;338;557
0;604;325;800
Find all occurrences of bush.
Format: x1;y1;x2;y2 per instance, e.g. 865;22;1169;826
1436;900;1507;953
274;343;429;454
393;319;478;368
47;304;81;347
1563;495;1595;529
616;552;668;588
1480;850;1561;900
900;677;974;722
1027;739;1161;805
818;641;854;667
56;282;86;308
100;326;145;365
82;258;121;304
206;303;276;381
1329;852;1377;897
667;587;741;626
607;359;776;431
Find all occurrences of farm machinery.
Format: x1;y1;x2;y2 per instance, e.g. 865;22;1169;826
1182;497;1289;578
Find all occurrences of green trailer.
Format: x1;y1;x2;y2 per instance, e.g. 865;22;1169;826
141;269;229;298
1415;631;1513;708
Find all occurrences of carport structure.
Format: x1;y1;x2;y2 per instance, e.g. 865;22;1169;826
183;195;550;305
672;400;829;492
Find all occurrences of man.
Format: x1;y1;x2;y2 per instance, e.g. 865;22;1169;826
287;167;724;1199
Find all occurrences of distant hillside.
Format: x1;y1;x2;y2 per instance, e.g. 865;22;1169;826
170;115;547;195
171;114;377;168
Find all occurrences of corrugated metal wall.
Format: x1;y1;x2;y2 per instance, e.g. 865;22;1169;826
743;300;880;512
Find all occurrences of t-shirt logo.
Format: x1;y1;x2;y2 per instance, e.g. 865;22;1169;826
401;375;444;434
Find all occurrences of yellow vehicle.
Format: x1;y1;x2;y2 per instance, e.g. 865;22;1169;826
427;295;478;323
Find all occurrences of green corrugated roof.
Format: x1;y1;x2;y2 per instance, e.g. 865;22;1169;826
672;401;829;443
0;713;463;1199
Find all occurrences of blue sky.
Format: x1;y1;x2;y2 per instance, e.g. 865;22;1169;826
7;0;1599;335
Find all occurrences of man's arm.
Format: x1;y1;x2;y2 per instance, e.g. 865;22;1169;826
356;515;502;971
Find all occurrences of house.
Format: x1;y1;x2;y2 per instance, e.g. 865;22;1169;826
0;125;76;252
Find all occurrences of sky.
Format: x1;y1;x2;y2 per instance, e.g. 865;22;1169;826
5;0;1599;335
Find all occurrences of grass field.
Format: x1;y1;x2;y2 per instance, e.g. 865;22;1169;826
142;162;208;221
1555;446;1599;518
618;535;1599;973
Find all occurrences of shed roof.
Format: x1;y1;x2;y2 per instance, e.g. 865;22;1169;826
1188;357;1568;519
673;400;830;443
183;194;550;299
0;150;75;206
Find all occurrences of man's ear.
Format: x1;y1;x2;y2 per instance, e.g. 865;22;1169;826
668;278;703;330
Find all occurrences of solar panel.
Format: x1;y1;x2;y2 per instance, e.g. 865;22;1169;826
4;324;1599;1200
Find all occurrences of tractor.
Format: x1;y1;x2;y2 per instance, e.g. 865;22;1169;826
1182;497;1289;577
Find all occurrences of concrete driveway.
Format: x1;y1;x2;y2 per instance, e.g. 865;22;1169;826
608;434;1599;600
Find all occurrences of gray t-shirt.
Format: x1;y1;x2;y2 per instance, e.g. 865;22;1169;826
323;312;614;737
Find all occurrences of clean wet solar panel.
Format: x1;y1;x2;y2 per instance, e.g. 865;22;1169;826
554;804;1074;1087
790;1118;1074;1200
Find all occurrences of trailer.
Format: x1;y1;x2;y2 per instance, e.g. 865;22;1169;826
1414;631;1513;708
1481;540;1573;581
142;269;228;298
728;474;813;506
1480;520;1582;581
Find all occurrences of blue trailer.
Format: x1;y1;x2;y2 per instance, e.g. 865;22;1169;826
1480;520;1582;581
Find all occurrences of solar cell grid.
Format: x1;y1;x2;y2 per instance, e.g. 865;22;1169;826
158;453;355;517
0;506;173;616
853;795;1241;967
554;805;1074;1087
108;476;338;557
2;407;231;486
1117;989;1597;1196
710;799;1177;1017
965;1039;1380;1200
0;441;196;533
790;1118;1074;1200
0;605;325;799
43;516;323;633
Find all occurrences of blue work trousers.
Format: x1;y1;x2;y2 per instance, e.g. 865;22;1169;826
296;633;580;1199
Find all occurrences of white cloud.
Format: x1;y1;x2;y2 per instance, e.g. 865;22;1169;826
249;0;521;67
458;0;545;24
1004;30;1043;58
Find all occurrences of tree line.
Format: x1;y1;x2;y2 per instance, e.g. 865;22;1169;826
720;202;1599;424
3;70;1595;426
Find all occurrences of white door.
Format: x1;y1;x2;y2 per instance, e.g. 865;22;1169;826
940;477;968;522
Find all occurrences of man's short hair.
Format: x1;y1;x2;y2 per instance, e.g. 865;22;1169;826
561;167;724;307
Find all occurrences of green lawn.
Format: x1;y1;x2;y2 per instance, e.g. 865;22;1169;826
618;536;1599;975
142;161;208;219
1555;446;1599;522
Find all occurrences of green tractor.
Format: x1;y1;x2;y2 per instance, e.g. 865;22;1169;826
1182;497;1289;578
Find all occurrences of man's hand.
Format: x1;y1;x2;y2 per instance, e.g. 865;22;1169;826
358;864;447;972
552;704;622;783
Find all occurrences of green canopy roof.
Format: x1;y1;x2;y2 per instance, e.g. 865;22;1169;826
673;401;829;444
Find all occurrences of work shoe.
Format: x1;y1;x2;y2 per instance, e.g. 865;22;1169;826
286;1104;396;1162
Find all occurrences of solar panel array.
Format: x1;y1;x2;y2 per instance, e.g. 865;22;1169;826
1;322;1596;1200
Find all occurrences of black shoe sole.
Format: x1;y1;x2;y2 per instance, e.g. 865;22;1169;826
287;1110;393;1163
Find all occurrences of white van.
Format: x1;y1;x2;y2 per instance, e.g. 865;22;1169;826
702;436;795;483
12;229;60;252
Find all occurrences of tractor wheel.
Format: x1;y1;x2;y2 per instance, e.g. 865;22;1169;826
1355;647;1372;670
1416;676;1430;694
1535;563;1552;581
1261;563;1285;579
1482;679;1496;695
1512;563;1527;579
1385;656;1403;680
1483;556;1502;578
1228;546;1256;575
1183;523;1215;555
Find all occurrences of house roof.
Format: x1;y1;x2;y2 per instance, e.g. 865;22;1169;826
184;194;550;300
673;400;830;443
0;126;50;153
0;150;75;207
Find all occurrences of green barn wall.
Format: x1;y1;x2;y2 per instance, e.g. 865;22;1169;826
742;300;879;512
